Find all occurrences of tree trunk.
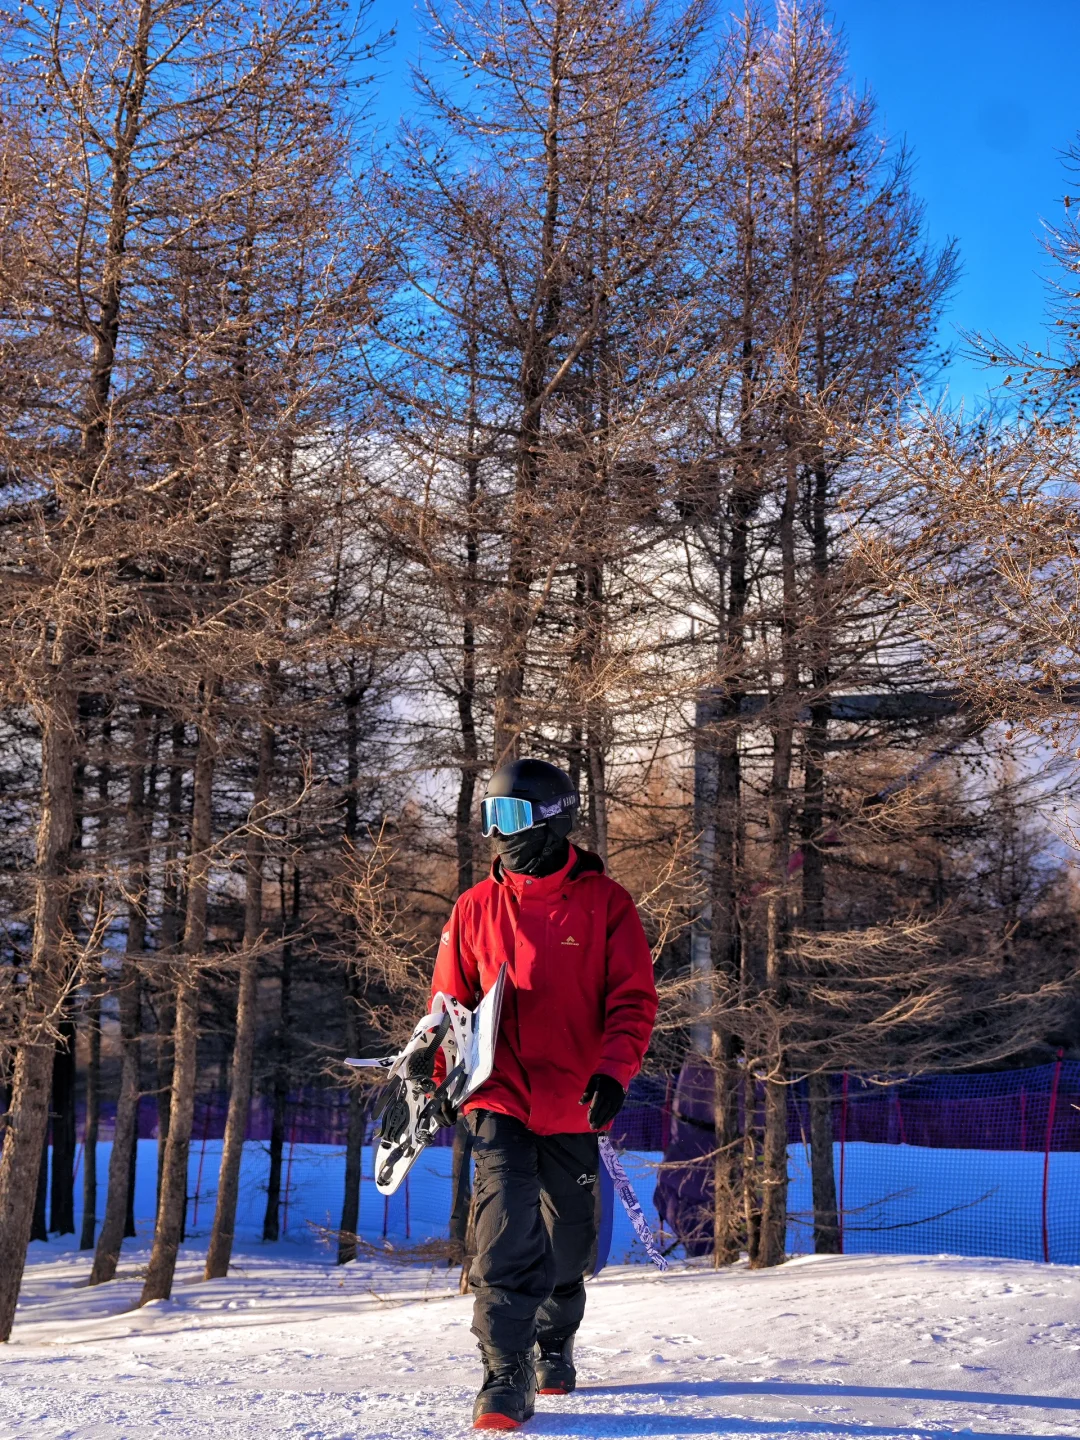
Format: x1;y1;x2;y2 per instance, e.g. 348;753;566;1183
77;716;110;1252
140;701;215;1306
156;720;187;1204
757;1074;788;1267
455;287;482;892
89;970;142;1283
492;0;565;763
742;1072;760;1265
339;967;371;1261
455;619;480;890
338;967;367;1265
263;1072;287;1243
160;720;187;955
263;877;295;1243
31;1132;49;1244
586;722;609;866
707;701;745;1265
704;519;752;1263
79;989;101;1249
710;1031;741;1265
449;395;480;1252
581;548;609;865
90;706;153;1283
808;1073;839;1252
337;1094;367;1264
338;681;367;1267
704;159;759;1258
0;680;77;1342
155;987;175;1216
124;1116;138;1240
205;714;274;1279
140;977;199;1303
342;675;365;845
0;0;156;1332
802;397;836;1248
49;1020;77;1235
803;694;839;1255
753;449;799;1272
79;711;111;1251
49;717;84;1241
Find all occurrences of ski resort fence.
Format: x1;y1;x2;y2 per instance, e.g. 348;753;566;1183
49;1056;1080;1266
654;1054;1080;1264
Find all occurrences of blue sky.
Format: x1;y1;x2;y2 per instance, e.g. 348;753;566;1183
832;0;1080;407
363;0;1079;409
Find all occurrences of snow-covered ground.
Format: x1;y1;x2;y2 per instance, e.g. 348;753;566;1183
3;1244;1078;1440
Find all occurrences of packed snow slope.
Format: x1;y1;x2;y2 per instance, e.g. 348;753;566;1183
2;1245;1079;1440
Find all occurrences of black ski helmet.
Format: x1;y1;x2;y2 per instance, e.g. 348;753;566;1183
482;758;579;834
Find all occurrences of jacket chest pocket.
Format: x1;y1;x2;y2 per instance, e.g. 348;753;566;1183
543;897;603;999
546;892;595;943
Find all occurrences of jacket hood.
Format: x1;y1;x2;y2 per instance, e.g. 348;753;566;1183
566;847;605;879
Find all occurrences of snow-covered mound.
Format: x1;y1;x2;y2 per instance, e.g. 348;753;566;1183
2;1245;1078;1439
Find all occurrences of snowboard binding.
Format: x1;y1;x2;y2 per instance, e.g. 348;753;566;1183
368;1011;465;1190
347;964;506;1195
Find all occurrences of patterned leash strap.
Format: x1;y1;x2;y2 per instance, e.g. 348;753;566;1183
598;1135;670;1272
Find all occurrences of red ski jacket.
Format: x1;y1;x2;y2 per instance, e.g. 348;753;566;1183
431;846;658;1135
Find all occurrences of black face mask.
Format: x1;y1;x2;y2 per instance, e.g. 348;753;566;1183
493;818;572;877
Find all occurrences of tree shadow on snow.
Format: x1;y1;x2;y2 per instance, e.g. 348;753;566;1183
585;1383;1080;1413
530;1422;1077;1440
524;1381;1080;1439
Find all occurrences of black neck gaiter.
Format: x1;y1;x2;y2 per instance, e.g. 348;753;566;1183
493;823;571;878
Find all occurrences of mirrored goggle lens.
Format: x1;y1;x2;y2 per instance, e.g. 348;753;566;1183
480;796;535;836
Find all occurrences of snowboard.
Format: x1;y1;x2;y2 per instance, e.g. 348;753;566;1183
346;963;507;1195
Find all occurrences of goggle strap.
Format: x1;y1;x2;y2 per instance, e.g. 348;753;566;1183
533;792;580;820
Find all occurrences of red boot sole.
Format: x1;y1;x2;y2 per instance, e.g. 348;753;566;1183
538;1387;571;1395
473;1415;522;1430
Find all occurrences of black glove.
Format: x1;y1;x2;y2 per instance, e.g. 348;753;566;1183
432;1094;458;1129
580;1073;625;1131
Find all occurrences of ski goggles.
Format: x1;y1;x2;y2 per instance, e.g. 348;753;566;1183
480;791;579;837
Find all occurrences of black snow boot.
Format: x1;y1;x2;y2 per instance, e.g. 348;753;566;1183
534;1332;576;1394
472;1348;536;1430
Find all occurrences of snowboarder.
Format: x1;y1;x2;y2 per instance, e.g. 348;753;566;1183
430;758;658;1430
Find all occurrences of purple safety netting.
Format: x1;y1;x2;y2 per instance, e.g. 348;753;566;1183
652;1054;1080;1264
81;1074;674;1152
608;1074;672;1151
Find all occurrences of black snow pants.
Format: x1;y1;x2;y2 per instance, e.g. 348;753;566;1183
467;1109;599;1357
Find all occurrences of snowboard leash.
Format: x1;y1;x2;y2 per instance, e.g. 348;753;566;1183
598;1136;669;1271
